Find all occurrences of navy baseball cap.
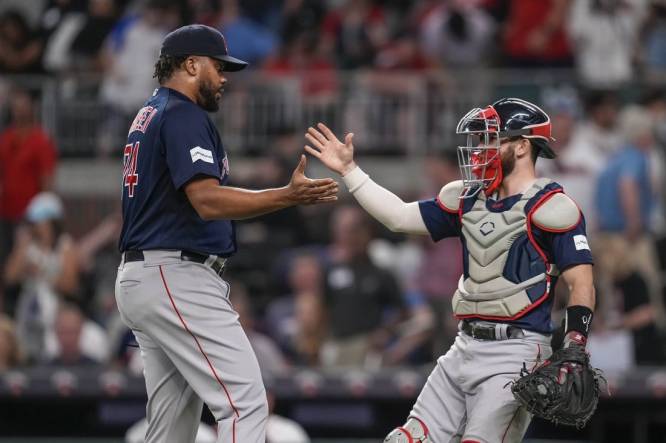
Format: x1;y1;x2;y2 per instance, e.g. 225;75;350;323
160;24;248;72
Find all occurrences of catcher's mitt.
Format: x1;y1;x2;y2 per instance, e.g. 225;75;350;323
509;343;605;428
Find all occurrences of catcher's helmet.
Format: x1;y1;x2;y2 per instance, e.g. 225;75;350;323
491;98;556;159
456;97;556;197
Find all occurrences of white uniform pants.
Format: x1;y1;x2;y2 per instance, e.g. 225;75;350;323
115;250;268;443
410;326;552;443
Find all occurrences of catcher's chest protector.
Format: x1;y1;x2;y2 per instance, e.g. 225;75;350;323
453;178;556;318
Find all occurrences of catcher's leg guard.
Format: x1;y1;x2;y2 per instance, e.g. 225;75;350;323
384;417;430;443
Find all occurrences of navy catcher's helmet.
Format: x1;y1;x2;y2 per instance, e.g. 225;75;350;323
490;98;556;159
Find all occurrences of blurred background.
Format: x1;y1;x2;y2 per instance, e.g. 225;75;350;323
1;0;666;442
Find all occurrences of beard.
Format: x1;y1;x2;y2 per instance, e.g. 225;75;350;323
198;79;220;112
500;143;516;177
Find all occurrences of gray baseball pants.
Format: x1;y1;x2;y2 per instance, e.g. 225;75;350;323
409;325;552;443
115;250;268;443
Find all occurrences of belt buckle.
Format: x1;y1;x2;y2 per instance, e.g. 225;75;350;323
463;321;476;339
470;325;479;340
471;324;493;340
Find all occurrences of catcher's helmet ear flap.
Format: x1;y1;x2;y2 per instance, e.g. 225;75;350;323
491;98;557;159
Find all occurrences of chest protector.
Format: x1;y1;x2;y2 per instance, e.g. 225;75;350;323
451;178;558;319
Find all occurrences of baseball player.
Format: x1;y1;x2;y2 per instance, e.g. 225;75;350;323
114;25;338;443
305;98;597;443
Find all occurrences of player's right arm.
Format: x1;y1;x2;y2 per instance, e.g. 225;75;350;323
305;122;429;235
163;105;337;221
185;155;338;220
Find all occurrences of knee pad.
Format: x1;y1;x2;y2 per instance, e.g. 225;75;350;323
384;417;430;443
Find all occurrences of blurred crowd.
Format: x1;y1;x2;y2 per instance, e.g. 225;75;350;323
1;0;666;386
2;0;666;156
2;0;666;82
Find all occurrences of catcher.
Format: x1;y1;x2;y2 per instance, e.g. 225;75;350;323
306;98;602;442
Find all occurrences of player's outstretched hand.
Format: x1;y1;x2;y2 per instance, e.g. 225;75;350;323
287;154;339;205
305;122;356;176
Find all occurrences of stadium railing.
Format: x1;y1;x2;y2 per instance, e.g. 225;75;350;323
1;69;582;158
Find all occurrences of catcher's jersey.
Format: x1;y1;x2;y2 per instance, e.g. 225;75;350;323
418;181;593;333
118;87;236;256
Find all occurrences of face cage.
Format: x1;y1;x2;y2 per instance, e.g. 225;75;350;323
455;109;501;198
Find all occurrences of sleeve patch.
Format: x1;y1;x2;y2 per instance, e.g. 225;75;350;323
573;235;590;251
190;146;214;164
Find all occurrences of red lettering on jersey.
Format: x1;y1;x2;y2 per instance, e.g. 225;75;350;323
128;106;158;135
123;142;140;197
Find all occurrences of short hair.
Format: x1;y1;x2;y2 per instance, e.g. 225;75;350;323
153;54;188;84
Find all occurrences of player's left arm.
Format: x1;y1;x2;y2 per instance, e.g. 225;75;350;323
512;263;603;428
513;193;602;427
532;191;595;343
560;264;596;342
561;264;595;310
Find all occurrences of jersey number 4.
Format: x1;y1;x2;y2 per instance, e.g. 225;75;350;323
123;142;140;197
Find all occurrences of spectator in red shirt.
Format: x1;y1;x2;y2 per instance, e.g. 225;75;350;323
356;30;438;153
263;27;338;130
263;27;338;99
0;87;57;284
501;0;573;67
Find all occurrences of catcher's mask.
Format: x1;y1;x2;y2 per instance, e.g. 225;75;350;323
456;98;556;198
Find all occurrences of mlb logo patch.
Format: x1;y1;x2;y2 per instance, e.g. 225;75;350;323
221;154;230;178
190;146;214;164
573;235;590;251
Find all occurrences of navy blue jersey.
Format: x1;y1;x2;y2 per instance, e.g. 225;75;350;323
418;182;594;333
119;87;236;256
